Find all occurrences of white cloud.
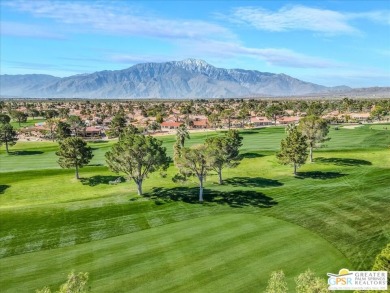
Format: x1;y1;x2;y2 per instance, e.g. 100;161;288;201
108;54;173;64
348;11;390;25
228;5;389;35
178;40;340;68
0;21;65;39
3;0;233;40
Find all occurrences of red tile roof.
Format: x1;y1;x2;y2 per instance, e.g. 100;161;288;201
161;121;183;127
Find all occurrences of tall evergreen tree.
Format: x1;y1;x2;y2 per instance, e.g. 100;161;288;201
56;137;93;179
67;115;85;136
277;125;308;175
205;130;243;184
298;115;329;162
55;121;72;141
0;114;11;124
0;123;18;154
266;104;284;126
107;113;127;138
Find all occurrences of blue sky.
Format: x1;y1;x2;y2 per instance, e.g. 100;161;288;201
1;0;389;87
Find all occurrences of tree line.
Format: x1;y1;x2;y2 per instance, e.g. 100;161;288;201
54;114;329;201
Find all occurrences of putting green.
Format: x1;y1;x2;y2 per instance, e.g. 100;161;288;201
0;214;348;292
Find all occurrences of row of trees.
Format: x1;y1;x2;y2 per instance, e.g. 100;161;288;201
4;98;389;120
55;115;329;198
173;126;243;201
55;125;243;201
277;115;329;175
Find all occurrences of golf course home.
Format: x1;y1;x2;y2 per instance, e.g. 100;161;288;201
0;97;389;292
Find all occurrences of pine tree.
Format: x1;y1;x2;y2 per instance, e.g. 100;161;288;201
0;123;18;154
56;137;93;179
277;125;308;175
298;115;329;162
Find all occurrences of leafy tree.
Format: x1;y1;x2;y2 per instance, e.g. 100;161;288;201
10;110;28;126
36;271;89;293
175;144;212;202
277;124;308;175
0;114;11;124
307;101;325;116
148;121;161;133
298;115;329;162
222;109;234;130
295;269;329;293
156;113;164;124
205;130;243;184
46;118;59;141
107;113;127;138
207;113;220;129
342;97;353;113
105;133;169;195
56;137;93;179
28;109;40;120
266;104;284;126
237;108;250;128
45;109;59;119
58;108;70;119
225;129;244;153
370;106;386;121
121;124;140;137
55;121;72;141
67;115;85;136
176;124;189;148
265;270;288;293
0;123;18;154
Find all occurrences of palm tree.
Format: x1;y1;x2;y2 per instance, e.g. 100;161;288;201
176;124;190;148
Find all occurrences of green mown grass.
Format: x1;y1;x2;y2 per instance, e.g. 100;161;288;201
10;117;46;130
0;214;348;293
1;124;390;172
0;124;389;292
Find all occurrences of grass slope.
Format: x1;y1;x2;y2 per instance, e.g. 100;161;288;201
0;214;348;293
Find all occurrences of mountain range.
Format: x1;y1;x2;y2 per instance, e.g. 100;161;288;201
0;59;358;99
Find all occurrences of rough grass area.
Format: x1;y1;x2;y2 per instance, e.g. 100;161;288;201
0;124;389;292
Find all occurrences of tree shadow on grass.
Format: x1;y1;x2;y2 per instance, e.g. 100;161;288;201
224;177;283;188
80;175;125;186
0;185;10;194
240;152;265;159
146;187;278;208
315;157;372;166
238;130;260;135
9;150;44;155
295;171;347;180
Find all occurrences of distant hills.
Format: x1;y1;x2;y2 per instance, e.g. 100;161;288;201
0;59;387;99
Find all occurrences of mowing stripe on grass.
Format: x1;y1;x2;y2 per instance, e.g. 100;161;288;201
0;214;348;293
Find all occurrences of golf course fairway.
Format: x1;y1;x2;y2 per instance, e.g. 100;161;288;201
0;214;348;292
